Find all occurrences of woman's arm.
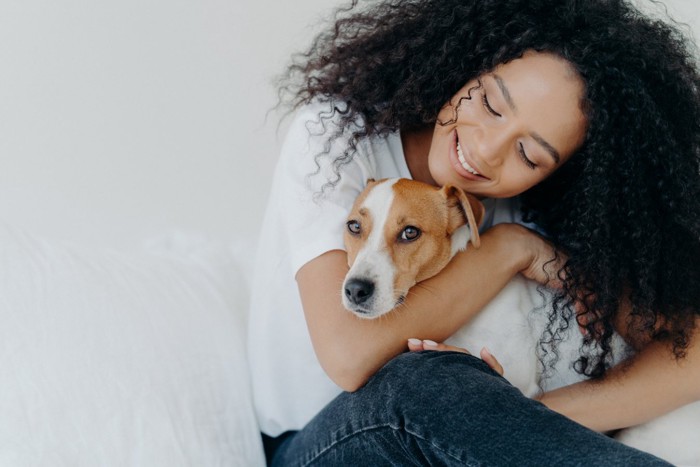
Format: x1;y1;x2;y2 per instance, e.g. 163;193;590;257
296;223;558;391
538;320;700;432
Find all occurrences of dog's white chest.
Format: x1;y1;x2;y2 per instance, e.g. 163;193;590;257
445;275;544;397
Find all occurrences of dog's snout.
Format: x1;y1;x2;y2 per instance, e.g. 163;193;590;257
344;278;375;305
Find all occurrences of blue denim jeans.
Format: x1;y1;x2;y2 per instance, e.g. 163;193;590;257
269;351;669;466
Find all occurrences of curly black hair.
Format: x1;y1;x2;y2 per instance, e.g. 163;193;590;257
279;0;700;378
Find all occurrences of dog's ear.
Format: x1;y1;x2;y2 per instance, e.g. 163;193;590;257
441;185;485;248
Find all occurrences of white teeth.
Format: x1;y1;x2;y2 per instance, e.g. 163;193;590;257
456;141;481;176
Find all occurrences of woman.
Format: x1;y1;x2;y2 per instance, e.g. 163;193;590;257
248;0;700;464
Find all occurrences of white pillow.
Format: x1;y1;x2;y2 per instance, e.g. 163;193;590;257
0;224;265;466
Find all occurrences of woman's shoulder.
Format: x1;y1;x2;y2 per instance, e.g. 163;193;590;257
287;100;367;139
280;101;366;169
279;100;403;186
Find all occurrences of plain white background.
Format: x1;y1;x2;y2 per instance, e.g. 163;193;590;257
0;0;698;249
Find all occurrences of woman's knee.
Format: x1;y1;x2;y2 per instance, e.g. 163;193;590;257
377;350;502;385
361;351;516;413
333;351;527;450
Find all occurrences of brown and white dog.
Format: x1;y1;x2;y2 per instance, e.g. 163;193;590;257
341;177;700;466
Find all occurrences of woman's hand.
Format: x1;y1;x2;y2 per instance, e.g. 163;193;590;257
507;224;568;289
407;338;504;376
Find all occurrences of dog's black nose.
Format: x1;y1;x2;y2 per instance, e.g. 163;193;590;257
344;278;375;305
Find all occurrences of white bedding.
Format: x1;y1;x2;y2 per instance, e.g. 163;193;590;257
0;224;265;466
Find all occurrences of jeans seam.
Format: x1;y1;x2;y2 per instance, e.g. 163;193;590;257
403;425;476;466
302;422;476;466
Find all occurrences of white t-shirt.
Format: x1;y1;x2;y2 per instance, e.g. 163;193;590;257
247;102;526;436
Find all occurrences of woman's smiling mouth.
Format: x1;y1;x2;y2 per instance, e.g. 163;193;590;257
456;141;481;176
452;131;490;181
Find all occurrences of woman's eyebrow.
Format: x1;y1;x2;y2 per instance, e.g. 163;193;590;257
492;73;562;165
492;74;517;112
531;133;561;164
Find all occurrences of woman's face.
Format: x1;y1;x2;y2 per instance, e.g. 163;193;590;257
427;51;587;198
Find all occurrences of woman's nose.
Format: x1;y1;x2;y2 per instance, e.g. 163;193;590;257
473;126;511;167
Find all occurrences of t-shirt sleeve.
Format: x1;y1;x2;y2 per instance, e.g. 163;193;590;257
482;197;544;234
273;104;375;275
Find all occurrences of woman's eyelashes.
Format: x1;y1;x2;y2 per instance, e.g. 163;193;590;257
518;143;537;170
480;88;502;117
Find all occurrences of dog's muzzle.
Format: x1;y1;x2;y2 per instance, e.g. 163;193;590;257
342;248;397;318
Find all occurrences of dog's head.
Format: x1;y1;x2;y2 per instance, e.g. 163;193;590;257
342;178;484;319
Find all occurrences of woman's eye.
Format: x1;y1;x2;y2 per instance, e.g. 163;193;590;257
399;226;421;242
347;220;361;235
518;143;537;170
481;92;502;118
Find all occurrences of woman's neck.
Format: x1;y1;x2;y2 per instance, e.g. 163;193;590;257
401;126;436;185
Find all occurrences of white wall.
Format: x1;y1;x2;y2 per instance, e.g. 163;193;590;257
0;0;334;248
0;0;698;249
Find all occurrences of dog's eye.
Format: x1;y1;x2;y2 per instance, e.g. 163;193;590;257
399;226;421;242
347;220;361;235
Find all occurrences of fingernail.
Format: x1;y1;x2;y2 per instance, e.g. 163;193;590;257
408;338;422;346
423;339;438;348
482;347;493;357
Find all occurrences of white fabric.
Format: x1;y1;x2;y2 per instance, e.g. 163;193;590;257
615;401;700;466
247;102;526;436
0;224;265;467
